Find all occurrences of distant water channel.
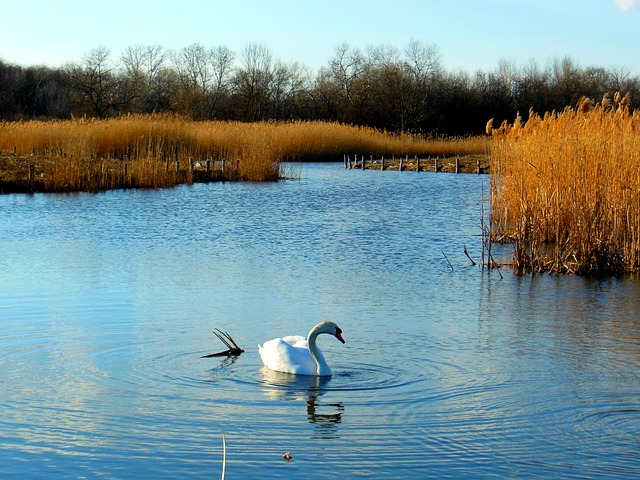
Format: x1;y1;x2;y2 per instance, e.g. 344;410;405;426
1;163;639;479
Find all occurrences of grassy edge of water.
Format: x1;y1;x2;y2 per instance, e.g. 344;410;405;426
0;116;488;193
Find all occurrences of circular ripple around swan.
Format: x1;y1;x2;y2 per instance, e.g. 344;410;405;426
222;361;424;394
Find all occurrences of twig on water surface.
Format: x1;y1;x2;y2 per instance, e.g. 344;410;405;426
442;250;454;271
221;434;226;480
488;253;504;280
463;245;477;266
201;329;245;358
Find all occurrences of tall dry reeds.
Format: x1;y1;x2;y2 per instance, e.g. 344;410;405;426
0;115;488;192
489;93;640;275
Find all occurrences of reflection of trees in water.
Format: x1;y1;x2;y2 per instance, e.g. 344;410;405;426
260;369;344;436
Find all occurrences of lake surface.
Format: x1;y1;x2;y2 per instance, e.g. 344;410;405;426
1;163;639;479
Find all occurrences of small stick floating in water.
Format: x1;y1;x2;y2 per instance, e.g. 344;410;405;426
201;329;245;358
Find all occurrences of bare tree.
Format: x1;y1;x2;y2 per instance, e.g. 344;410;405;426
169;43;212;117
166;43;235;119
121;44;167;113
233;43;274;120
179;43;212;92
404;38;441;83
367;43;401;70
328;43;366;102
0;60;26;119
269;60;311;119
67;46;121;118
206;45;235;118
393;39;442;131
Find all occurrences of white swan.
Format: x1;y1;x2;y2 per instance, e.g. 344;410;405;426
258;321;345;376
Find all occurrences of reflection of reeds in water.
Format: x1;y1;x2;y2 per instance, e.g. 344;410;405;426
0;115;488;192
489;93;640;275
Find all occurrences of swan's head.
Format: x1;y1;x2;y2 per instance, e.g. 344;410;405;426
334;326;345;344
313;321;345;344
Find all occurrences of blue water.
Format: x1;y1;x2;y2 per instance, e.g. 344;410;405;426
1;164;639;478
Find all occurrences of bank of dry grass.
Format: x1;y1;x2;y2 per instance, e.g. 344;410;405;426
489;93;640;275
0;116;488;192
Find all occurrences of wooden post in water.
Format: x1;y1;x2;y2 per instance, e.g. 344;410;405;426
344;154;347;169
456;158;460;174
399;155;404;171
416;155;420;172
381;155;385;171
434;157;438;173
477;159;481;174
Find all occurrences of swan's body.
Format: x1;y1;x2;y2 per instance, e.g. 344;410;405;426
258;321;345;376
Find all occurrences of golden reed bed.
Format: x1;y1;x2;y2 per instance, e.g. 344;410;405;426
489;92;640;276
0;116;488;192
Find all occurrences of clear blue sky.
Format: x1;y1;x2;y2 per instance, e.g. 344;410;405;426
2;0;639;74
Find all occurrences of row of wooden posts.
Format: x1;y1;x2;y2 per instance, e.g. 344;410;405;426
344;154;483;174
17;151;230;183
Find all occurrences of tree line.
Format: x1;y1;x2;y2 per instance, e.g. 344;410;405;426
1;40;639;135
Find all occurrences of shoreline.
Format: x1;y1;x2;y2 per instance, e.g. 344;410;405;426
0;153;490;194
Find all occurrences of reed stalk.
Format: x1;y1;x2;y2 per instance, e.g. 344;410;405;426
489;93;640;276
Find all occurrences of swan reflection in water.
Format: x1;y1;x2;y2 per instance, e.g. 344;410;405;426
260;368;344;435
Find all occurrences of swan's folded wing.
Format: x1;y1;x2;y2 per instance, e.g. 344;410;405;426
281;335;307;349
259;337;316;375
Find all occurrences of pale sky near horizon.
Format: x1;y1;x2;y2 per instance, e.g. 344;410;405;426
2;0;639;75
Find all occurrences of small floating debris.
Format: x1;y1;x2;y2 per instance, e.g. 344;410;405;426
283;452;292;461
201;329;245;358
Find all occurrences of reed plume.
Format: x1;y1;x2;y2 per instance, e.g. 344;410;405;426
485;118;494;135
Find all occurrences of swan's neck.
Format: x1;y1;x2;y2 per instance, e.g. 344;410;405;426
307;329;331;376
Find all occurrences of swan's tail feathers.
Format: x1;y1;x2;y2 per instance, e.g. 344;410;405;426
201;329;245;358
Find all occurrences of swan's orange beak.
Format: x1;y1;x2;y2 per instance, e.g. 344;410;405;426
335;329;345;344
